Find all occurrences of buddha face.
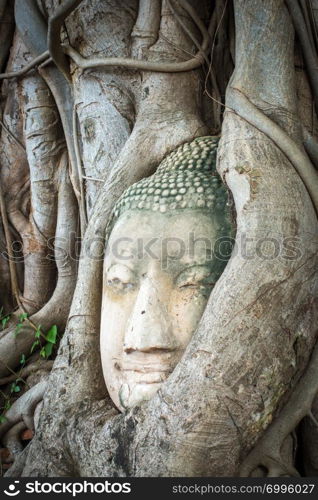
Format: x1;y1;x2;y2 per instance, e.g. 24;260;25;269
101;209;222;411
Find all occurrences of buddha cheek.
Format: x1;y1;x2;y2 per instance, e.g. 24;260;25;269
100;290;136;402
169;288;211;350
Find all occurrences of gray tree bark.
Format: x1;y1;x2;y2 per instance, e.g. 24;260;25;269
0;0;317;477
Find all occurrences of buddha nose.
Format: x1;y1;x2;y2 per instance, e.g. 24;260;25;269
124;277;177;353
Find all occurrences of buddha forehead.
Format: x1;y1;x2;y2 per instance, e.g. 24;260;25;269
105;208;220;269
108;208;219;240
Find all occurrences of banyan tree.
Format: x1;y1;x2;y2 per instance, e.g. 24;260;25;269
0;0;317;477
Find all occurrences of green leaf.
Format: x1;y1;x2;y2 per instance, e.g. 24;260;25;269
19;312;28;322
20;353;26;365
31;339;40;353
1;315;10;330
44;342;54;358
4;400;11;410
10;383;20;393
45;325;57;344
14;323;23;336
0;415;7;423
35;325;42;339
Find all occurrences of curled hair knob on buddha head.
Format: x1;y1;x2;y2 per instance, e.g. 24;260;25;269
106;136;233;241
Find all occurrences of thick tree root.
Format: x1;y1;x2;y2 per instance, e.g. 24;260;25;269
0;360;53;387
0;51;50;80
240;341;318;476
64;45;205;73
227;88;318;216
2;422;26;462
0;380;47;468
0;275;76;377
48;0;84;81
0;381;47;441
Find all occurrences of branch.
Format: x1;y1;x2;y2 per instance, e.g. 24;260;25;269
48;0;84;82
299;0;316;50
15;0;85;238
72;108;87;234
227;87;318;216
175;0;210;52
131;0;161;58
0;120;25;152
285;0;318;116
0;381;47;440
63;45;205;73
302;126;318;169
0;183;21;306
14;0;47;55
0;51;50;81
2;421;26;460
0;360;53;387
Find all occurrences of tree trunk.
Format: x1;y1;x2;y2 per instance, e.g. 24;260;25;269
0;0;317;478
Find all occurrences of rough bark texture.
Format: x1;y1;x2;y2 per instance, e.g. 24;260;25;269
0;0;317;478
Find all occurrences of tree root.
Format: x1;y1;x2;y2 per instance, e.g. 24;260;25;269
240;341;318;476
48;0;84;82
72;107;87;234
2;422;26;462
302;126;318;170
0;263;76;377
0;51;50;81
285;0;318;116
0;146;77;376
167;0;210;64
0;360;53;387
0;176;22;308
0;380;47;469
227;87;318;216
15;0;82;238
131;0;161;58
0;381;47;442
63;45;205;73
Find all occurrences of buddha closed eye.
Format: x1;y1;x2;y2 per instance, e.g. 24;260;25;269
100;137;234;411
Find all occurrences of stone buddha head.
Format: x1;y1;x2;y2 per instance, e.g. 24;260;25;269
101;137;234;411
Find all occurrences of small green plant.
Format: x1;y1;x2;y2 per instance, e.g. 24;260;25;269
30;324;42;353
0;393;11;423
14;312;29;336
10;381;21;393
0;307;10;331
40;324;58;359
0;319;58;427
13;312;58;359
30;322;58;358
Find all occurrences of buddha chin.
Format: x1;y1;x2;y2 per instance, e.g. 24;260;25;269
119;382;163;410
117;351;177;409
